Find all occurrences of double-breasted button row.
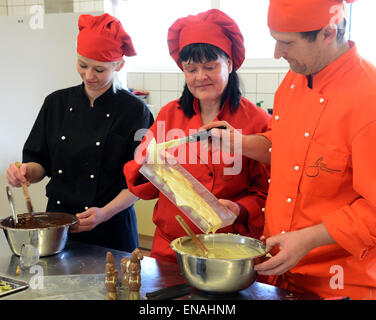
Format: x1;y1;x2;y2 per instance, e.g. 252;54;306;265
274;84;312;230
54;106;105;210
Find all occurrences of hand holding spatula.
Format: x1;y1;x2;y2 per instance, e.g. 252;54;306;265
15;162;34;216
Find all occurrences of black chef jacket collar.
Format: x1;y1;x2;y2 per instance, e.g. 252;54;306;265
79;82;116;107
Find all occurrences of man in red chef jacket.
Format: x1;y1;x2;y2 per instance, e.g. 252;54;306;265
204;0;376;300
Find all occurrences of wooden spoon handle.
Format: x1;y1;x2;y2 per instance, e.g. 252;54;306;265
15;161;34;213
175;215;209;255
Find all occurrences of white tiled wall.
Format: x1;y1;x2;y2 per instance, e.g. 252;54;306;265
0;0;7;16
127;70;288;116
3;0;104;15
74;0;104;13
6;0;44;16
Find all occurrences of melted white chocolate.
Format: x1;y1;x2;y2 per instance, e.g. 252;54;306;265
175;239;263;259
147;138;223;233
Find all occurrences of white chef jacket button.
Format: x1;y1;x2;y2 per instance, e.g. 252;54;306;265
274;115;280;120
286;197;292;203
61;136;66;140
58;169;63;174
90;174;95;179
290;84;295;89
304;132;310;138
69;107;73;112
106;114;110;118
84;206;89;210
261;207;265;212
57;200;61;205
269;147;272;153
96;141;101;146
319;98;325;104
268;178;271;184
294;165;300;171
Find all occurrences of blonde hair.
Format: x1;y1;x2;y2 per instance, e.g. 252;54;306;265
112;60;124;93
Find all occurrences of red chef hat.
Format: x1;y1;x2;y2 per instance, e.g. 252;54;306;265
168;9;245;70
77;13;136;62
268;0;358;32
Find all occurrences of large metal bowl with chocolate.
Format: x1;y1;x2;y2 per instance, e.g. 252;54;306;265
171;233;268;294
0;212;78;257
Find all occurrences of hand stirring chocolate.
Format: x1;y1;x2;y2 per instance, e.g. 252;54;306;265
15;162;34;220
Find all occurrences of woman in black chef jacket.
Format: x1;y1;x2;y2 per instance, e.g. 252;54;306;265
6;13;153;252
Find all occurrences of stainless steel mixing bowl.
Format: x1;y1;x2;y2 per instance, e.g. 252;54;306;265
171;233;267;294
0;212;78;257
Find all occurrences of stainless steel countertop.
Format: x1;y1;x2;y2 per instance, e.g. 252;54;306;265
0;231;320;300
0;231;136;299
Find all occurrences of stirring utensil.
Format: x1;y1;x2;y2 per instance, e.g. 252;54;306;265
175;215;210;257
15;162;34;215
6;186;18;225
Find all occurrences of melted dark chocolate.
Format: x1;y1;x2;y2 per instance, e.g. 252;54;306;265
0;212;78;229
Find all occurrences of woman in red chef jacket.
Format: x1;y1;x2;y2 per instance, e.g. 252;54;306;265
124;9;271;263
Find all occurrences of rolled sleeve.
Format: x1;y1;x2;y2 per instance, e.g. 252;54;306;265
322;201;375;259
322;121;376;259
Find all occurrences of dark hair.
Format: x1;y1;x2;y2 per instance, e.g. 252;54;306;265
178;43;241;118
301;19;347;42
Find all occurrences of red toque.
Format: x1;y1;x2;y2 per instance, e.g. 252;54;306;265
268;0;358;33
77;13;136;62
168;9;245;70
